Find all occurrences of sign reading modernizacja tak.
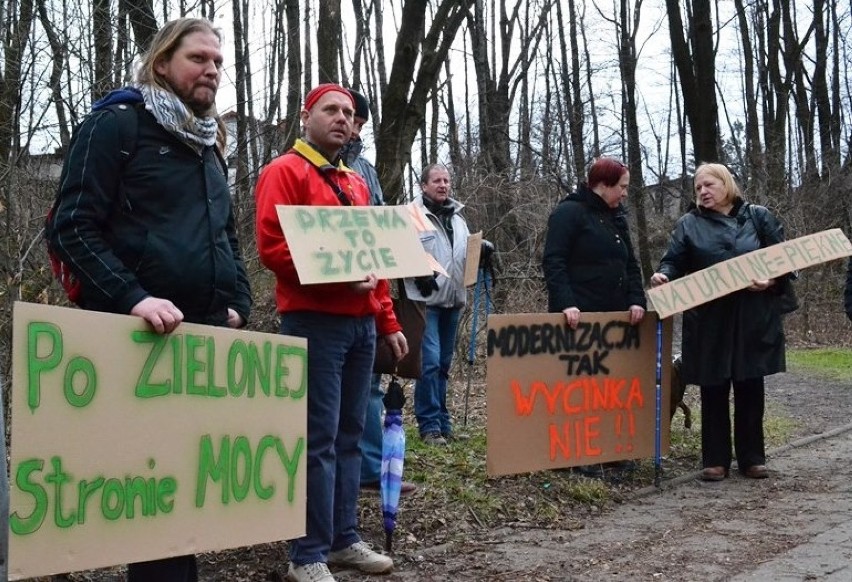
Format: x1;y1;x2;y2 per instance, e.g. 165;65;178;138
648;228;852;319
486;312;673;477
8;302;308;580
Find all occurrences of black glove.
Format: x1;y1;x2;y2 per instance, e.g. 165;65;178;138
480;239;495;268
414;274;439;297
479;239;499;285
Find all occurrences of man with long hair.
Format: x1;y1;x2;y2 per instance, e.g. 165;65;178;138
47;18;252;581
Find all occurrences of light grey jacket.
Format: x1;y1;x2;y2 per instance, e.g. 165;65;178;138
404;194;470;308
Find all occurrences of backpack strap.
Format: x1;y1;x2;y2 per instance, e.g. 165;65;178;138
102;102;139;164
100;102;140;211
287;146;353;206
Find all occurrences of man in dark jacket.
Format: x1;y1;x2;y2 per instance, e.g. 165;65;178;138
47;18;251;581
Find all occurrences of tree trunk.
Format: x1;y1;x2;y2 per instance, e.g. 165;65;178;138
374;0;473;202
733;0;763;191
303;0;313;94
317;0;341;83
812;0;839;173
280;0;302;151
92;0;112;101
0;0;35;164
231;0;250;222
36;0;70;149
123;0;157;53
665;0;719;163
618;0;651;282
565;0;586;179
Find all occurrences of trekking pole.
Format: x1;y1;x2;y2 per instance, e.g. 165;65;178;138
1;372;8;581
463;267;492;426
654;317;664;488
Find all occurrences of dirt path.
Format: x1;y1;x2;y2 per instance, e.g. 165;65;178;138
345;369;852;582
383;426;852;581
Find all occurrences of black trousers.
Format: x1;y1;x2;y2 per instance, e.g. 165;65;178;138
127;555;197;582
700;377;766;471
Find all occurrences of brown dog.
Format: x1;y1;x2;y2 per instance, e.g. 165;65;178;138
670;353;692;428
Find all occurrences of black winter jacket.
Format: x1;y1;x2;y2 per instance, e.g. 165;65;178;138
542;184;646;313
49;105;252;326
656;200;786;385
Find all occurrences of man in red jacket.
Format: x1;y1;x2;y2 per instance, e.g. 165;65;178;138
255;83;407;582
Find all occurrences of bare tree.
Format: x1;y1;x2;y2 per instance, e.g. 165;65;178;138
280;0;302;150
761;0;813;197
665;0;719;163
0;0;34;165
317;0;341;83
375;0;473;201
616;0;652;281
35;0;70;148
92;0;112;101
467;0;550;176
812;0;840;173
231;0;251;219
733;0;763;190
123;0;158;52
557;0;585;181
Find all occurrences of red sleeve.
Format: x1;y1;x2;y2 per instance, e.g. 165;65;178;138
255;157;301;283
374;278;402;336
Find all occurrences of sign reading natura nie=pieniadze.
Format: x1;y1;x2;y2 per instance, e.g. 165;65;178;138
8;302;308;580
648;228;852;319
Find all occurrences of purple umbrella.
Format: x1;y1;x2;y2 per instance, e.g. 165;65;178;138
381;377;406;552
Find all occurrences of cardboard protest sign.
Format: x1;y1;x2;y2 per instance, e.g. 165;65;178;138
425;252;449;277
648;228;852;319
275;205;433;284
404;202;447;277
464;231;483;286
405;202;436;232
8;303;308;580
486;312;672;477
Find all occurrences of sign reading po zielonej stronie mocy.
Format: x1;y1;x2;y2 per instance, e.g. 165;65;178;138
8;302;308;580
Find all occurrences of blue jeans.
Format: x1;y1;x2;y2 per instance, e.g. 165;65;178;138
415;306;461;437
280;312;375;565
359;374;384;483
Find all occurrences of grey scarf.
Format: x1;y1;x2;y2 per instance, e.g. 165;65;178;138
136;83;218;151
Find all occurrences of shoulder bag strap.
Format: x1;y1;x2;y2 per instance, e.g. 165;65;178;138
288;149;352;206
746;204;767;248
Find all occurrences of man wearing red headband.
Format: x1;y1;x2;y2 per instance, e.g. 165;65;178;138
255;83;407;582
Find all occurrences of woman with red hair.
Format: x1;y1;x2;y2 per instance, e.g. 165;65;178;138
542;157;647;478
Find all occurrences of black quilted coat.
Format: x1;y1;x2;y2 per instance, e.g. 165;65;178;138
542;183;647;313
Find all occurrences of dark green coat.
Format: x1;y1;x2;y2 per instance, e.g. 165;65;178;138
656;200;786;385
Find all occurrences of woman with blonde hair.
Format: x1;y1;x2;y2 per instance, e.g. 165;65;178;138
651;163;789;481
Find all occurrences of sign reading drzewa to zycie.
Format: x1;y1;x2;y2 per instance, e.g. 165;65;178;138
276;204;433;284
8;302;308;580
